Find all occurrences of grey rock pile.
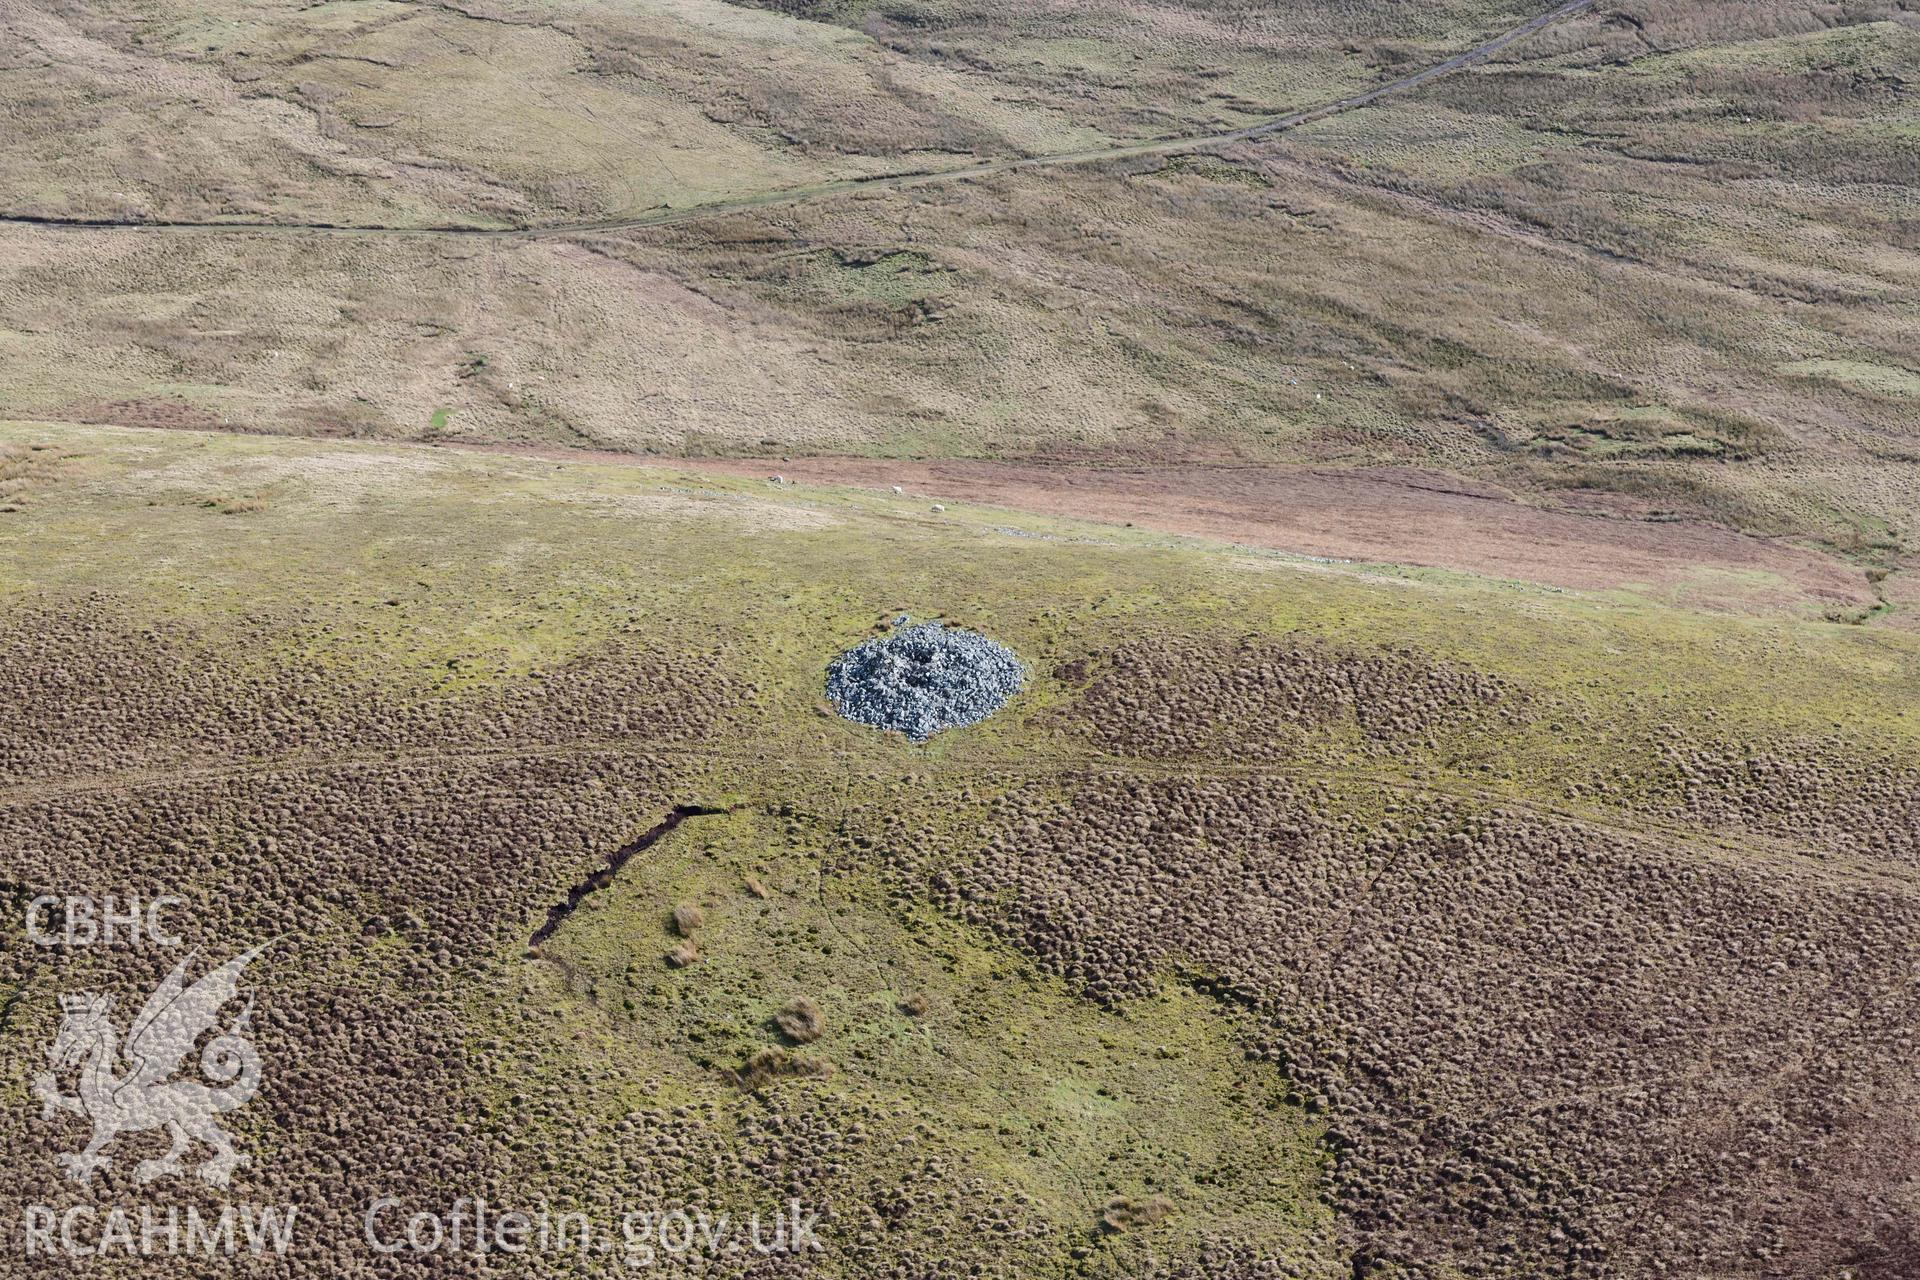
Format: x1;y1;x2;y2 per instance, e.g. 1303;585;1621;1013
825;619;1026;740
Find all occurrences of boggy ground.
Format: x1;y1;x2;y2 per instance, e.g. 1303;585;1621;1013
0;427;1917;1277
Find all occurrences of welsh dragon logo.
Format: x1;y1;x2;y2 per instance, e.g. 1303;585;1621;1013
34;945;268;1188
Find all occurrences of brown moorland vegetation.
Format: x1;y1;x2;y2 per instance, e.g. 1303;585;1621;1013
1;0;1916;1274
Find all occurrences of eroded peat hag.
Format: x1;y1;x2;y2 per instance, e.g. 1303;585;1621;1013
529;805;734;949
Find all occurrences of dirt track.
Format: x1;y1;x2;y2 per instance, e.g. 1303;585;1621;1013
679;455;1876;617
0;0;1597;240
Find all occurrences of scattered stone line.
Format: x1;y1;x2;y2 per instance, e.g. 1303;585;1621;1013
0;0;1596;242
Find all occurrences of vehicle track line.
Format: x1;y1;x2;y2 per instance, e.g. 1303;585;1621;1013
0;732;1907;894
0;0;1596;241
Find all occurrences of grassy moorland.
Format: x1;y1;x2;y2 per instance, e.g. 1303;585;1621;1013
0;0;1538;226
1;1;1916;1276
2;3;1912;612
0;425;1916;1275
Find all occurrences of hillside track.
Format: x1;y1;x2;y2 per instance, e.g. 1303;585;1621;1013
0;0;1597;241
0;730;1906;897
